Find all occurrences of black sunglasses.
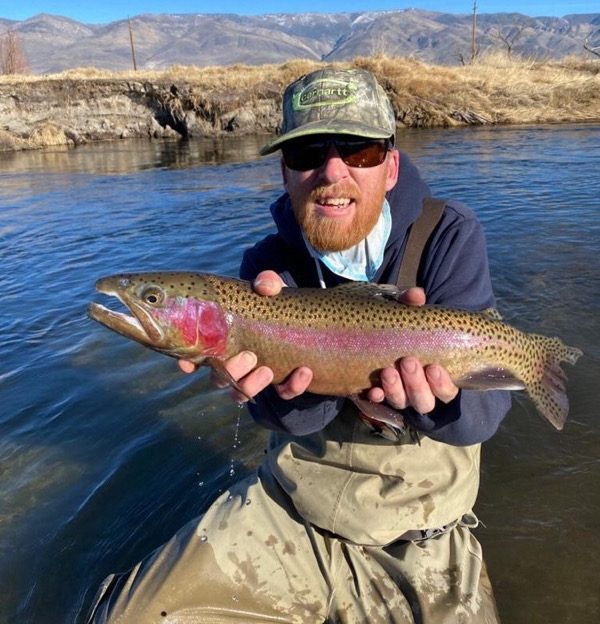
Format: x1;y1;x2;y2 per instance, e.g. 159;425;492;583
281;136;391;172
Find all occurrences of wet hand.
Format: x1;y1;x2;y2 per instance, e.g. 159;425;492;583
366;287;458;413
367;360;458;414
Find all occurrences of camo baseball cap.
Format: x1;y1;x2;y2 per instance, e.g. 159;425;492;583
260;67;396;155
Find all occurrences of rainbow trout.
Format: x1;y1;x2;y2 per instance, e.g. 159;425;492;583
88;272;582;430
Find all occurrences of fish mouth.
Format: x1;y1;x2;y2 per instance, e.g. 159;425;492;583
88;283;164;345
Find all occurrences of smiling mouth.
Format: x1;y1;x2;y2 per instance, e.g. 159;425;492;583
316;197;352;207
315;196;354;217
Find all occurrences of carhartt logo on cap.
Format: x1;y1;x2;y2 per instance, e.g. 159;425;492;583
294;79;358;110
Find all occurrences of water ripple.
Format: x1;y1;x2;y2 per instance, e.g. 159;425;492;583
1;126;599;624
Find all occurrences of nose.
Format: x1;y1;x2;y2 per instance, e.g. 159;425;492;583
318;144;350;183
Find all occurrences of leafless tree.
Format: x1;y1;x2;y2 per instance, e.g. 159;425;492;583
1;29;28;74
583;32;600;58
489;26;528;58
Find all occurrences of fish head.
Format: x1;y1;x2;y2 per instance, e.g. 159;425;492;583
88;272;229;362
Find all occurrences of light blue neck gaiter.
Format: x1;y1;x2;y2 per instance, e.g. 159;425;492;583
302;199;392;283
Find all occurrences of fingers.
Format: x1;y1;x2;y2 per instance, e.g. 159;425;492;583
424;364;459;404
368;358;459;414
253;270;286;297
275;366;313;400
212;351;274;403
180;351;316;403
398;287;426;307
399;357;436;414
179;352;274;403
367;366;406;406
370;360;434;413
216;351;258;383
178;360;196;374
231;366;274;403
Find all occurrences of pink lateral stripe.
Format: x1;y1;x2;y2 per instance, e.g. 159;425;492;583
233;314;485;355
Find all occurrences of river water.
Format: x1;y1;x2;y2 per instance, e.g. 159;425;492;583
1;125;598;623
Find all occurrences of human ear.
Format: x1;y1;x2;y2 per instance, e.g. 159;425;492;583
384;149;400;192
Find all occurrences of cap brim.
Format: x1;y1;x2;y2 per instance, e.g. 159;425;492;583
259;120;394;155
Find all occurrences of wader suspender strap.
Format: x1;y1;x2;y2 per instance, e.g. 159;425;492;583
395;197;446;290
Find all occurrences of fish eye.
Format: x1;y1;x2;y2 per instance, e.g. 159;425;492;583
141;287;164;305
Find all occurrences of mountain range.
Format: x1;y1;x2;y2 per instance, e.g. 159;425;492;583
1;10;599;74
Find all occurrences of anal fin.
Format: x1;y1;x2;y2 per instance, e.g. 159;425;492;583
456;368;526;391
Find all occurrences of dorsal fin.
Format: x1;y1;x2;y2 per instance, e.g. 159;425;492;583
333;282;406;302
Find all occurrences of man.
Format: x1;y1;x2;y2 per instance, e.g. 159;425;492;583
88;68;510;623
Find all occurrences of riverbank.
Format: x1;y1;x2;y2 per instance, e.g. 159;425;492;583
1;53;598;152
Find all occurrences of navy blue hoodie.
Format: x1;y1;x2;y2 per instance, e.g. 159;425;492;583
240;151;511;445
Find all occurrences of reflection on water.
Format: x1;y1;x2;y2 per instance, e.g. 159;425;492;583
0;134;271;175
0;125;598;623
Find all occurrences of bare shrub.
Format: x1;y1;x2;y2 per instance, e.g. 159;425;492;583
1;30;28;75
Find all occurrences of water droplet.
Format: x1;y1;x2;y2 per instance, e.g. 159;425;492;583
198;481;204;487
227;410;242;479
200;535;208;543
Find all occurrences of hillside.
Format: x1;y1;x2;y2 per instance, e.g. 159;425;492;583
1;10;599;74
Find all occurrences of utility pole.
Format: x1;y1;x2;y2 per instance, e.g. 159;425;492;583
128;17;137;71
471;1;478;63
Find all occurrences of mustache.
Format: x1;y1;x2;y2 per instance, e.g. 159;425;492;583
309;184;360;202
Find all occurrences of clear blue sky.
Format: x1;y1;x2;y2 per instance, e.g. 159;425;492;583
1;2;597;24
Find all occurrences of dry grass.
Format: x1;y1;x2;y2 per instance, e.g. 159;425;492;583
0;53;598;129
0;60;323;89
354;52;599;125
0;122;72;150
27;122;71;148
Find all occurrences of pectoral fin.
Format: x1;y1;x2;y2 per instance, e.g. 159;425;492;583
205;357;256;403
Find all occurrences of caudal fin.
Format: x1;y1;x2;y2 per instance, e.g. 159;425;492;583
526;336;582;430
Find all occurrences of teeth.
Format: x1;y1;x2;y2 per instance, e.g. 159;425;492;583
319;197;351;207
